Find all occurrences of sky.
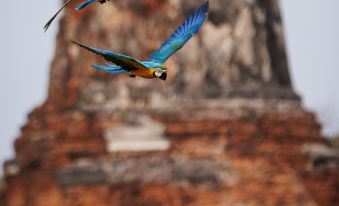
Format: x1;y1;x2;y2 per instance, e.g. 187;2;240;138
0;0;339;172
280;0;339;137
0;1;58;171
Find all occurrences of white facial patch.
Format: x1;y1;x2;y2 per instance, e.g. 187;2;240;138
155;69;163;78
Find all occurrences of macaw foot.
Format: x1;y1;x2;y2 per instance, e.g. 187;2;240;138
129;74;136;78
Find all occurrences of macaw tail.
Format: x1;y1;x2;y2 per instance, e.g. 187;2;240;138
91;64;128;75
75;0;97;10
44;0;73;32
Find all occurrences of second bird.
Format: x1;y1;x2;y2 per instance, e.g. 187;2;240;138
44;0;110;31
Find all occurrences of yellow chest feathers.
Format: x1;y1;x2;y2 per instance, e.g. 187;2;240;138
133;68;156;79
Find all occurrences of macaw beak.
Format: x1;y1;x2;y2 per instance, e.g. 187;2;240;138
159;72;167;81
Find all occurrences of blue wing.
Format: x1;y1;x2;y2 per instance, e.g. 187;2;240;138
72;41;148;71
149;1;209;63
91;64;128;74
44;0;73;32
75;0;97;10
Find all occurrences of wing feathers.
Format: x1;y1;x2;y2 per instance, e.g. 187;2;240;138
75;0;97;11
149;1;209;63
72;41;148;71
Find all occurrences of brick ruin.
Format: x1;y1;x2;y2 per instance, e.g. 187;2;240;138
1;0;338;205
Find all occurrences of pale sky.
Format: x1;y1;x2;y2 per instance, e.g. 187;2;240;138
0;0;338;172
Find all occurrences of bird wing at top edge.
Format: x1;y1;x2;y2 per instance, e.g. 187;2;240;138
75;0;97;10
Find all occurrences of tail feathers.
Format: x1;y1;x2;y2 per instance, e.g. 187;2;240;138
91;64;128;74
75;0;97;10
106;63;116;67
44;0;72;32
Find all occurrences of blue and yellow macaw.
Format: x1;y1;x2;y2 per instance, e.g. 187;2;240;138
44;0;110;31
73;1;209;81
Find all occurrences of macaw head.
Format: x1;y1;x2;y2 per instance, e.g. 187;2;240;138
153;66;167;81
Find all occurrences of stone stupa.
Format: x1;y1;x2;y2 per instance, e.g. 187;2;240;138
1;0;338;206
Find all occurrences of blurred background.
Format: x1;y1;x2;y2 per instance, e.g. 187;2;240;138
0;0;338;205
2;0;339;166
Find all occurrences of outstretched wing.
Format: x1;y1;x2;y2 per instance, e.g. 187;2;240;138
72;41;148;71
91;64;128;74
75;0;97;10
149;1;209;63
44;0;73;32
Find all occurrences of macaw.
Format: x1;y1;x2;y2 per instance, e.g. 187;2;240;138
44;0;110;31
73;1;209;81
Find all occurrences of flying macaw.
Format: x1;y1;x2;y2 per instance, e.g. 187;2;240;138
73;1;209;81
44;0;110;31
